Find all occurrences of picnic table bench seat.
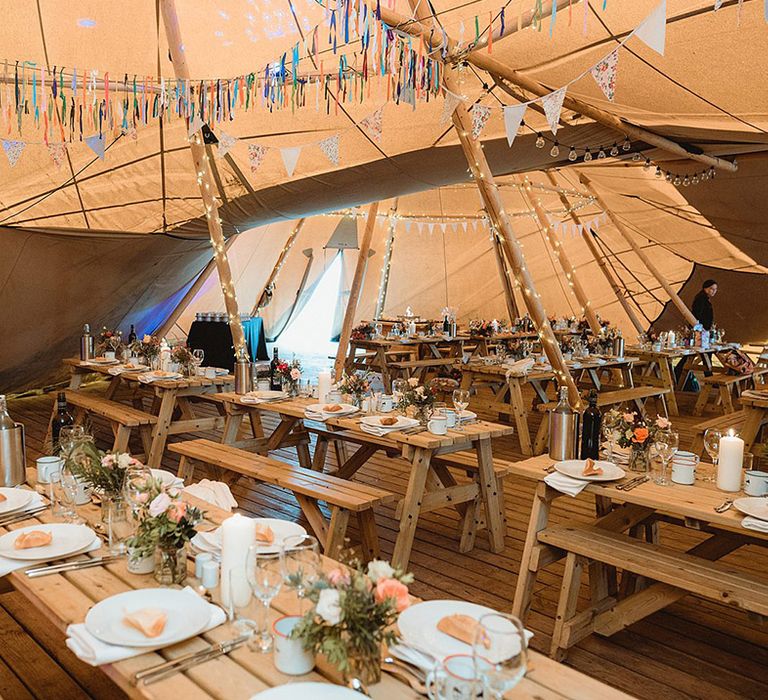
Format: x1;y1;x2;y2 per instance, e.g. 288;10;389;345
168;438;395;561
690;410;747;455
694;366;768;416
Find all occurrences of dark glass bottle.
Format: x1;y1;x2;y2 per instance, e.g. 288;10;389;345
127;324;137;344
51;392;74;454
269;348;282;391
580;389;602;460
442;315;451;334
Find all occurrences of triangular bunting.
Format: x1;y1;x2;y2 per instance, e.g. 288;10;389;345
404;220;412;233
360;107;384;144
462;221;468;233
217;131;237;158
590;49;619;101
85;134;106;160
471;104;492;139
2;140;25;167
248;144;268;173
541;88;567;135
319;134;340;166
48;143;66;168
503;104;526;147
280;146;302;177
441;92;463;125
635;0;666;56
188;114;205;139
451;223;458;233
416;222;424;234
440;222;447;234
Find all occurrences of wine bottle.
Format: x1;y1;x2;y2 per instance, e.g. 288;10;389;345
270;348;282;391
580;389;602;460
442;315;450;334
50;392;74;454
127;324;137;344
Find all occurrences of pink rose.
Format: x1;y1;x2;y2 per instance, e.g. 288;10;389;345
148;492;171;517
374;578;411;612
100;454;116;468
290;368;301;381
167;501;187;523
622;413;635;423
327;568;350;587
136;492;150;504
656;416;670;429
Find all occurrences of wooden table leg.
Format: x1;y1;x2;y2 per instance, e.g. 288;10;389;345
658;358;680;416
220;412;245;445
475;438;505;553
741;406;766;452
508;379;533;456
147;389;178;469
392;447;432;570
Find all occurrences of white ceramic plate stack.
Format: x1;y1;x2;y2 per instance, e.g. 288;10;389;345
733;497;768;521
191;518;307;557
0;488;34;517
0;524;98;562
360;415;419;431
305;403;359;418
555;460;626;482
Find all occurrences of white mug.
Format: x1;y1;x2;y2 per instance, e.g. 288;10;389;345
257;379;270;391
671;462;696;485
204;367;217;379
426;654;489;700
744;470;768;496
273;615;315;675
36;455;62;484
72;476;92;505
428;415;448;436
104;351;116;360
378;395;394;412
443;409;457;428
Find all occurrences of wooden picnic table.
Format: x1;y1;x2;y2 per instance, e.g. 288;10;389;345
735;391;768;452
461;357;636;456
60;358;234;468
506;455;768;659
208;395;512;570
627;345;724;416
5;471;629;699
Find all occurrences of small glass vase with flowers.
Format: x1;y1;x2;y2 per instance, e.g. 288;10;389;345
603;409;672;472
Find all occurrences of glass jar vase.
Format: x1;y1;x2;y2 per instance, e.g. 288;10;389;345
343;644;382;687
154;544;187;585
628;446;651;473
101;495;131;555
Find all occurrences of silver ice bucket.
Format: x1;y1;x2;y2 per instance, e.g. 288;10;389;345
0;423;26;487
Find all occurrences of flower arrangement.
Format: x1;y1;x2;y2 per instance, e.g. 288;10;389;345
170;344;195;374
131;334;161;362
63;440;138;497
276;357;302;394
336;371;371;403
469;319;494;337
603;410;670;450
396;377;437;420
350;322;375;341
291;559;413;684
95;327;122;355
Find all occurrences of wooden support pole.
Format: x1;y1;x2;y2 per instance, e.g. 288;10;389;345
377;5;736;173
334;202;380;380
160;0;246;357
545;170;646;335
374;199;399;319
517;175;601;335
490;228;520;321
579;174;697;327
251;218;306;316
408;0;579;408
155;236;236;339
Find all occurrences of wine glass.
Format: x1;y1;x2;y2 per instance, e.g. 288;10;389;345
601;422;615;461
246;545;284;653
51;463;82;523
280;534;320;613
703;428;721;483
452;389;470;431
473;613;527;698
123;463;153;517
653;431;678;486
192;348;205;371
392;378;408;407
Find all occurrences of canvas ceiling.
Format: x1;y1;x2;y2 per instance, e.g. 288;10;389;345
1;1;767;392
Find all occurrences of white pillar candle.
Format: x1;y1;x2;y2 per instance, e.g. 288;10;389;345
317;371;332;404
220;513;255;608
717;432;744;492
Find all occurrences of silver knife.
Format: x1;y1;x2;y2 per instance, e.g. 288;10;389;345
25;555;124;578
623;476;649;491
0;506;48;527
615;476;644;491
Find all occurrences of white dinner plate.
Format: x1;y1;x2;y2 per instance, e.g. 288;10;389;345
306;403;359;416
251;684;361;700
121;363;148;372
360;415;419;430
150;469;183;488
733;497;768;521
458;409;477;421
555;460;625;482
85;588;211;648
191;518;307;556
0;524;97;561
244;390;287;400
88;357;119;365
0;488;33;515
146;371;183;380
398;600;531;660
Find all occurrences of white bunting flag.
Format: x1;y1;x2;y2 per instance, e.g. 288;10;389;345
188;114;205;139
471;220;478;232
471;104;492;139
85;133;106;160
416;222;424;234
462;221;468;233
428;223;435;234
2;139;25;167
635;0;667;56
590;49;619;101
441;92;463;125
319;134;340;166
48;143;66;168
360;107;384;144
503;104;527;147
404;220;412;233
541;87;566;134
217;131;237;158
248;144;268;173
451;223;458;233
440;223;447;234
280;147;302;177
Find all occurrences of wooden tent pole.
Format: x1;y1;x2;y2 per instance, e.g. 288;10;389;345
250;218;306;316
334;202;380;380
517;175;601;334
374;199;399;319
160;0;246;356
490;229;520;321
407;0;579;407
155;236;236;338
545;170;646;335
377;6;736;174
579;174;697;327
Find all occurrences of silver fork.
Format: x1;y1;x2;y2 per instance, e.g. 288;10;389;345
714;499;733;513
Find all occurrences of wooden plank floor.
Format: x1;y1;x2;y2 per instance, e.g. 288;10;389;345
5;385;768;699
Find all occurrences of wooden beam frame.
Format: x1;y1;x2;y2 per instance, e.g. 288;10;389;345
251;218;306;316
490;227;520;321
374;199;398;319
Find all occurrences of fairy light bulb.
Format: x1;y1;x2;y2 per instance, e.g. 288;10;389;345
665;172;672;182
673;175;682;186
692;174;699;185
655;166;662;178
710;167;716;178
622;137;631;151
683;176;690;187
583;148;592;162
632;153;642;162
568;147;578;162
643;158;651;170
610;143;619;157
550;141;560;157
597;147;607;159
535;133;546;149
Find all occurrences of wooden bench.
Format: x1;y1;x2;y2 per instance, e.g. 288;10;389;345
539;524;768;660
389;357;459;383
168;439;396;561
63;390;156;455
693;368;768;416
690;410;746;456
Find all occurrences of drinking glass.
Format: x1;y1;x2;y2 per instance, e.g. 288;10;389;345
703;428;721;483
226;567;257;638
654;431;678;486
246;546;283;653
50;464;81;523
123;463;153;518
601;422;615;461
192;348;205;370
473;613;527;698
280;534;320;613
392;378;408;408
58;425;86;457
452;389;470;431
